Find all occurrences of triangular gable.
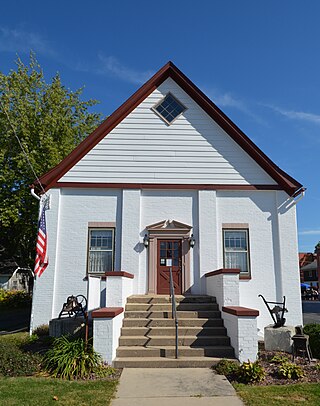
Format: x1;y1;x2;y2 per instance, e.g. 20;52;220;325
147;219;192;232
35;62;302;196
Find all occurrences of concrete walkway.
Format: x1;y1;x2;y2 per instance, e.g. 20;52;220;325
111;368;244;405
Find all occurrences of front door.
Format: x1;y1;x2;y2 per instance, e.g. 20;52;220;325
157;239;182;294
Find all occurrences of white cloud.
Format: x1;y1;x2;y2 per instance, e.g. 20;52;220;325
299;230;320;236
206;89;266;125
265;104;320;125
0;26;55;57
96;54;154;85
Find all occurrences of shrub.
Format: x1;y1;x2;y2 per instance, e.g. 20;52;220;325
214;359;239;376
43;336;114;380
277;362;304;379
0;338;42;376
304;324;320;359
314;363;320;372
0;289;31;309
237;360;265;384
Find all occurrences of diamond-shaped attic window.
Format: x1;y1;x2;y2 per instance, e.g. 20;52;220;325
153;93;186;124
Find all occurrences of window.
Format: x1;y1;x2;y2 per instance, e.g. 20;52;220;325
88;228;114;274
152;93;186;124
223;229;250;276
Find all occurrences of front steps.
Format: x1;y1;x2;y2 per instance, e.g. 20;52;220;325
113;295;235;368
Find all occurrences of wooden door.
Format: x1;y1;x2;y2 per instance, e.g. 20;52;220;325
157;239;182;294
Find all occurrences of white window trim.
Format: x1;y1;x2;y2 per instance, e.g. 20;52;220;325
223;228;251;277
87;227;115;275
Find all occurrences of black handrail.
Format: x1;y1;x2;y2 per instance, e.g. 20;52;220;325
169;267;178;359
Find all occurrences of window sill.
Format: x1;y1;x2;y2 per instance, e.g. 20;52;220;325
239;274;251;280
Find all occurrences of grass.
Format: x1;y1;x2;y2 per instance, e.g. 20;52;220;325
0;332;30;343
0;377;118;406
235;383;320;406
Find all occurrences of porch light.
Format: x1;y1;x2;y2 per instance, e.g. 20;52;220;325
143;234;149;248
189;234;196;248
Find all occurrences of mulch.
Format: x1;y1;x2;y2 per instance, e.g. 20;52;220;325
255;350;320;386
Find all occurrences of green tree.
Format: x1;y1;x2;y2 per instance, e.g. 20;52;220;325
0;53;102;266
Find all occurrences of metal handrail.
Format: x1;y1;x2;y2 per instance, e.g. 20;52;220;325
169;267;178;359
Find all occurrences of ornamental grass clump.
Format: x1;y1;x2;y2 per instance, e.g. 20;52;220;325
43;336;114;380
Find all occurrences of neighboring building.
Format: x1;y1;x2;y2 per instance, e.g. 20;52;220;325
0;258;33;292
30;62;304;363
300;245;320;288
299;252;315;282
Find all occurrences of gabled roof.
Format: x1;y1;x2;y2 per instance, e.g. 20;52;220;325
35;61;303;196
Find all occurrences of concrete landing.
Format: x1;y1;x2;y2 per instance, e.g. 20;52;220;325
111;368;243;405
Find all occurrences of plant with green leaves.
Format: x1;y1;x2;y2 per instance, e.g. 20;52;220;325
0;289;31;309
270;354;289;364
237;360;265;384
0;53;102;266
43;336;114;380
277;362;304;379
304;324;320;359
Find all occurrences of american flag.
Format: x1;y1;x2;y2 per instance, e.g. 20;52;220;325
34;204;48;277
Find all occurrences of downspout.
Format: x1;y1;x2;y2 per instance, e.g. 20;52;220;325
31;188;41;201
292;188;306;205
29;187;41;334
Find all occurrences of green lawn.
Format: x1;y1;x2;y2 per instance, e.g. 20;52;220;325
0;377;118;406
235;383;320;406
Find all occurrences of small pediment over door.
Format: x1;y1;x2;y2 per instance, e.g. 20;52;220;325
146;219;192;234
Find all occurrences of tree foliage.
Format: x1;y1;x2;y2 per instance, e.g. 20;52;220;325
0;53;102;265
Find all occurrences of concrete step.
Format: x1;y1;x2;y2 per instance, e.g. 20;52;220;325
120;326;227;336
119;335;230;347
127;295;217;304
125;303;219;312
116;345;235;358
122;318;224;327
113;356;233;368
124;310;222;319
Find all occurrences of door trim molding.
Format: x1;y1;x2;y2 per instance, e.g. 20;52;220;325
146;219;192;294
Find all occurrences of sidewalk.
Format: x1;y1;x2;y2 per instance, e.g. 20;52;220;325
111;368;244;405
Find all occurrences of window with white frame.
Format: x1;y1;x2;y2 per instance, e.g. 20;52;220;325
223;229;250;276
88;228;114;274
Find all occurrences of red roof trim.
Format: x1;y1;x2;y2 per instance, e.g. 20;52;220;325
36;61;302;196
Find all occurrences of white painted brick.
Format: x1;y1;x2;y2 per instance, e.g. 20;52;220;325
93;312;124;364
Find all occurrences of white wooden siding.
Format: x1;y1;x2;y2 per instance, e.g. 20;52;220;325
59;78;277;185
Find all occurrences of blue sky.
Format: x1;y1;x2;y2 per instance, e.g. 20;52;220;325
1;0;319;252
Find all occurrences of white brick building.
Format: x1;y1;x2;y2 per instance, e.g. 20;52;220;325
30;62;304;362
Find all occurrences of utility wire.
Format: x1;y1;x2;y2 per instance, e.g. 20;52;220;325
1;100;47;196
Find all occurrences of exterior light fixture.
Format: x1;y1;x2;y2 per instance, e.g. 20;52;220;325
143;234;149;248
189;234;196;248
